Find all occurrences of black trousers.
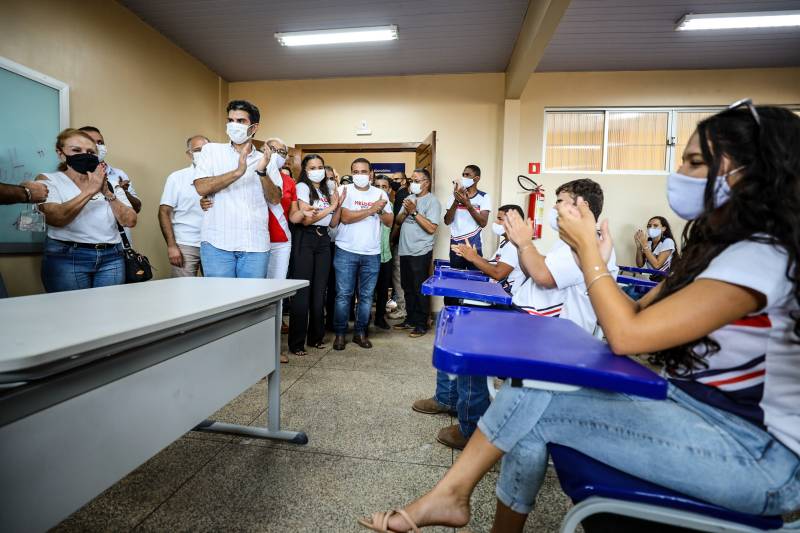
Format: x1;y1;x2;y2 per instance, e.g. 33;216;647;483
373;258;393;326
400;252;433;330
289;226;330;352
444;247;480;306
325;242;336;330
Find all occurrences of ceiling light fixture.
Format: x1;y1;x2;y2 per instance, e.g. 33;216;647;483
675;10;800;31
275;25;398;47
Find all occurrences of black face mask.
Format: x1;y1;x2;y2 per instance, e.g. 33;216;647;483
65;153;100;174
389;180;401;192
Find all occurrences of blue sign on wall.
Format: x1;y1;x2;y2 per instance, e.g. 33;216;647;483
372;163;405;175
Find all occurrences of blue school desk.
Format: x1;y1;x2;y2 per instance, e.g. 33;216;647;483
0;278;307;532
421;276;512;306
434;264;490;281
432;306;666;399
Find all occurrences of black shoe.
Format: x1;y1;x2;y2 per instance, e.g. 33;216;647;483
374;320;391;330
352;335;373;349
409;328;427;338
333;335;346;351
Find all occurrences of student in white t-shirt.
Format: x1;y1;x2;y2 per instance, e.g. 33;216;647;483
38;129;137;293
450;204;526;296
635;215;677;275
443;164;491;269
158;135;208;278
332;158;393;351
360;105;800;533
505;179;618;334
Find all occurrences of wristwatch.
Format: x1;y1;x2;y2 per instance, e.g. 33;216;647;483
410;211;419;218
256;169;267;177
104;193;116;202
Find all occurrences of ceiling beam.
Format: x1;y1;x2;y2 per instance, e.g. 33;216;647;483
505;0;572;99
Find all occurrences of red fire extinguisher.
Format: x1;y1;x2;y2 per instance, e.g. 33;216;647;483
518;175;545;240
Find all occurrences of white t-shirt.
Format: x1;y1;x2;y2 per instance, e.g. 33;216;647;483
194;143;269;252
669;239;800;457
160;166;203;247
335;184;392;256
491;240;526;295
40;171;132;244
296;180;336;227
512;239;618;334
646;237;676;271
445;189;492;241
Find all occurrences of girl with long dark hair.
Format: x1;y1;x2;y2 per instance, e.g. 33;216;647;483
635;215;677;273
288;154;344;356
359;104;800;531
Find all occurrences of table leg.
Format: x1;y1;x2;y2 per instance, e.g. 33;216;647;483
194;300;308;445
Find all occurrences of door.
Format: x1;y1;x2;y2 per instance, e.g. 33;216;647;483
415;131;436;189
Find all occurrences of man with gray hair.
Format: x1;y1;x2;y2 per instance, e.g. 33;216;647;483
158;135;209;277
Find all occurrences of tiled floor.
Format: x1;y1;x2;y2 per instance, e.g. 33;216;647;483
54;322;575;532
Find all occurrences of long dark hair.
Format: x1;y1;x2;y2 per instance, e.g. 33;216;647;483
298;153;330;204
651;106;800;375
648;216;676;251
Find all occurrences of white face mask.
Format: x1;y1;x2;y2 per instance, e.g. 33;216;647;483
272;153;287;169
548;207;559;232
409;182;422;195
647;227;662;240
666;167;743;220
96;144;107;162
308;169;326;183
491;222;505;236
353;174;370;188
226;122;253;145
461;177;474;188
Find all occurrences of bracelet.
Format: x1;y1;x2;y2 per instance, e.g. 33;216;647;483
21;185;32;202
585;272;613;295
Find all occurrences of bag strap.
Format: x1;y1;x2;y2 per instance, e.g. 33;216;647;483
107;181;132;251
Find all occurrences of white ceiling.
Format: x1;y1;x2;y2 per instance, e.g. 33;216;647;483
119;0;530;81
537;0;800;71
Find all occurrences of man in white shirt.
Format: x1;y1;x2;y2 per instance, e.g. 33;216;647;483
193;100;282;278
79;126;141;243
332;158;394;351
158;135;209;277
443;164;491;268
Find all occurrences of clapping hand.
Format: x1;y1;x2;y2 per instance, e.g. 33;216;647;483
557;197;606;256
502;210;534;248
450;239;479;262
83;164;108;195
235;141;252;177
402;197;416;214
635;229;647;248
372;198;388;214
453;182;470;206
118;178;131;192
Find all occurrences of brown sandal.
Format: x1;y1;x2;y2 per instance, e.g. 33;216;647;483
357;509;420;532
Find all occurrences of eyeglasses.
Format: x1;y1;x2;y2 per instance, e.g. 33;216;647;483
267;145;288;156
728;98;761;127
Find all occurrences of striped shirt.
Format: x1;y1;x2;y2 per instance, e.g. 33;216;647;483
446;189;492;243
194;143;270;253
670;239;800;457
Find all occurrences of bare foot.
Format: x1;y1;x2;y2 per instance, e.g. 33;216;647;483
370;485;470;531
280;353;289;363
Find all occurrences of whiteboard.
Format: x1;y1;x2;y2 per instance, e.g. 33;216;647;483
0;57;69;253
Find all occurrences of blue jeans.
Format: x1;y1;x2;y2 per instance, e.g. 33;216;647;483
478;383;800;516
435;370;490;439
200;242;270;278
333;248;380;336
41;237;124;293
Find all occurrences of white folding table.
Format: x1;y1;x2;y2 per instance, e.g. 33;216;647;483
0;277;307;532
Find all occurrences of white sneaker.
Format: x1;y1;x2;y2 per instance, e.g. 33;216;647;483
385;299;398;312
387;309;406;320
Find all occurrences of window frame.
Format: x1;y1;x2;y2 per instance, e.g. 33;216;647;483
542;106;726;175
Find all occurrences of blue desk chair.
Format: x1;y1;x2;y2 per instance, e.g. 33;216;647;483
549;444;796;532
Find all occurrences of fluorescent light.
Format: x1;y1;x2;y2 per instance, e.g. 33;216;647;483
275;25;398;47
675;10;800;31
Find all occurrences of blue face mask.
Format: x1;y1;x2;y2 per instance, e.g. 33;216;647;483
666;166;743;220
